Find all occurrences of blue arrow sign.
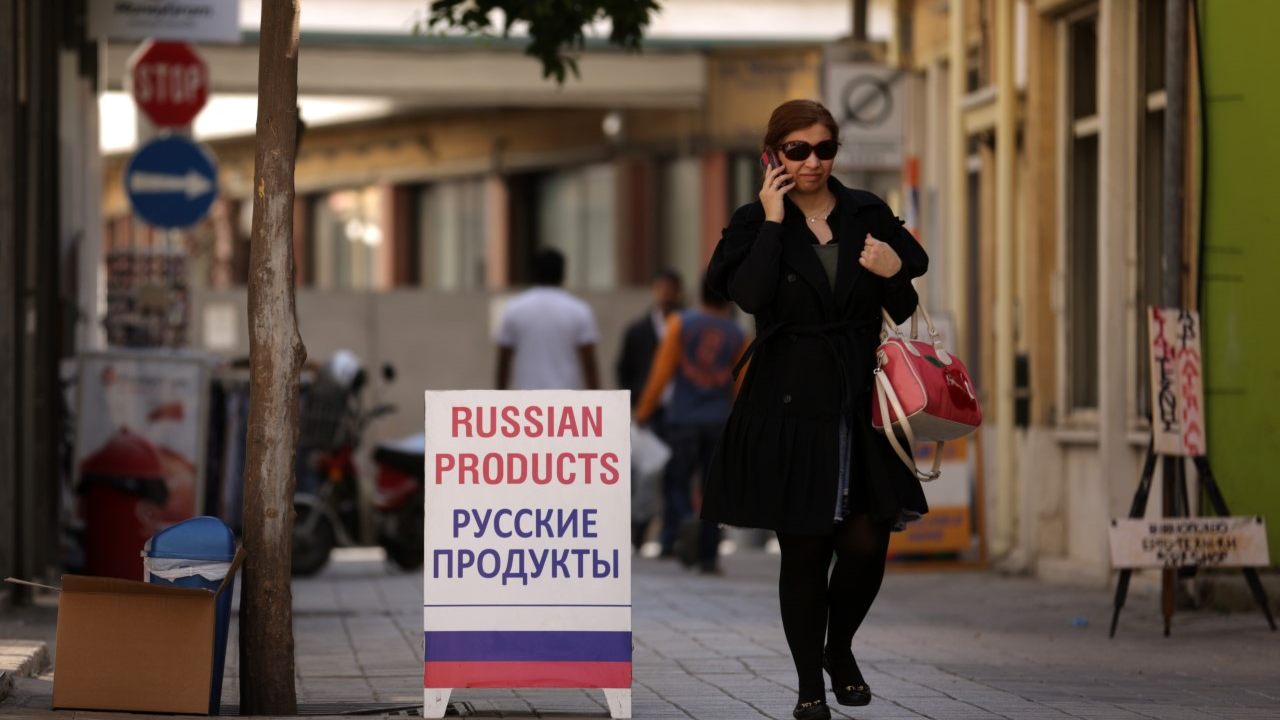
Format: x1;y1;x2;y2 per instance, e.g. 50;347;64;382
125;136;218;229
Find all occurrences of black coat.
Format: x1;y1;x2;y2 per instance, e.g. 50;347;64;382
702;178;929;536
616;311;661;409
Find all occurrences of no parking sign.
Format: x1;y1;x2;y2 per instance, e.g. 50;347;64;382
825;62;906;171
422;390;632;719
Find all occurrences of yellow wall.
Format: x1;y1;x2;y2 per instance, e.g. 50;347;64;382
704;47;824;148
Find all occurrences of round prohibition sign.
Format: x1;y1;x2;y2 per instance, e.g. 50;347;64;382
841;74;894;128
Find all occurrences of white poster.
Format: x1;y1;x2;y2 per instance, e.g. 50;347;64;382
422;390;632;694
76;351;209;524
88;0;241;43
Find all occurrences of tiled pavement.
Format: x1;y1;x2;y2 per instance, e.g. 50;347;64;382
3;546;1279;719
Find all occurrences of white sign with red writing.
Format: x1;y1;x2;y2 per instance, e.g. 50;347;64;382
1149;307;1206;457
422;390;632;719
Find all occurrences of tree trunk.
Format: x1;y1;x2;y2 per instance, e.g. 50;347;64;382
239;0;304;714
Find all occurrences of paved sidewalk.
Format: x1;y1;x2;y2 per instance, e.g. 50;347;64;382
3;547;1279;719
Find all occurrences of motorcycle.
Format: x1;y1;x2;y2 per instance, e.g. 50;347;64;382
291;351;396;577
372;432;426;570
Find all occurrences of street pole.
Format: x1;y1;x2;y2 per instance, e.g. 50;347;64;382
993;0;1016;558
1161;0;1188;637
852;0;869;42
1163;4;1187;306
948;0;968;360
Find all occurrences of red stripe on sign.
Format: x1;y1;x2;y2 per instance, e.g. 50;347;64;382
424;661;631;689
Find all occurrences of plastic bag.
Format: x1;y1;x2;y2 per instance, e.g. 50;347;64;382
143;556;231;582
630;424;671;477
630;424;671;523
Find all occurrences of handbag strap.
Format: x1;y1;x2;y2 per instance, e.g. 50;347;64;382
880;305;953;366
873;366;943;481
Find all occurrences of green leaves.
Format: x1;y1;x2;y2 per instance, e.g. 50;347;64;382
422;0;661;83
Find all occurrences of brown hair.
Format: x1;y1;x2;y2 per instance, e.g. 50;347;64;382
763;99;840;150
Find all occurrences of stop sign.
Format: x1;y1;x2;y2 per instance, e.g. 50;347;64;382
130;40;208;127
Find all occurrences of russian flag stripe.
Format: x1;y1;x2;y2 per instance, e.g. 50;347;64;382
424;661;631;689
423;630;631;663
423;604;630;632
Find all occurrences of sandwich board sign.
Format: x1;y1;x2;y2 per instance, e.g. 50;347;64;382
422;390;632;719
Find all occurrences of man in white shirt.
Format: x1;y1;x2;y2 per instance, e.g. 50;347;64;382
495;249;601;390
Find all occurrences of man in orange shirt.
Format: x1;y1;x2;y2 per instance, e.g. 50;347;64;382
635;279;748;573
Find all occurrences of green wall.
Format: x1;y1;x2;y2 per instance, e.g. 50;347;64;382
1201;0;1280;565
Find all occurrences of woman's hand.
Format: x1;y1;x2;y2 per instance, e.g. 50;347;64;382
858;234;902;278
759;163;793;223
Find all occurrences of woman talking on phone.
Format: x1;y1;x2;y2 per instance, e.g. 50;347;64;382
703;99;928;720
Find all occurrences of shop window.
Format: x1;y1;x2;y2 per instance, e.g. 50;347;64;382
966;152;982;391
536;163;618;290
1062;10;1100;414
416;178;487;291
730;154;759;211
307;187;388;291
660;157;703;293
230;201;252;286
1134;0;1168;424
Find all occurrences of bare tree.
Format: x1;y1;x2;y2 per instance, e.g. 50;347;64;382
239;0;304;714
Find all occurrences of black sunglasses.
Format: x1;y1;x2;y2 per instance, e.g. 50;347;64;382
777;139;840;162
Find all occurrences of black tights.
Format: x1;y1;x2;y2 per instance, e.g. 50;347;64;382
776;514;891;702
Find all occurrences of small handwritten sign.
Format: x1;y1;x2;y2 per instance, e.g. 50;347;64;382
1149;307;1206;456
1109;517;1270;569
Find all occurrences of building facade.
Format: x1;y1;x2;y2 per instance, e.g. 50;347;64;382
901;0;1279;582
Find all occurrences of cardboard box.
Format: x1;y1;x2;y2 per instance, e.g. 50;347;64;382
48;548;245;715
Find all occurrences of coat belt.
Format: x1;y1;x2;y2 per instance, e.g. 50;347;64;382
731;316;879;386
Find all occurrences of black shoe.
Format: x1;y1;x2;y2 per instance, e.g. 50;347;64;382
792;698;831;720
823;648;872;707
831;682;871;707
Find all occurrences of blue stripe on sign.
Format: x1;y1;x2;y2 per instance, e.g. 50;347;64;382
423;630;632;663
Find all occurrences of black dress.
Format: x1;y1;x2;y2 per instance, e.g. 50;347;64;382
701;177;929;536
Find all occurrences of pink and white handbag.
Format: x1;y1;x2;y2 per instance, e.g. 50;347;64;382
871;305;982;480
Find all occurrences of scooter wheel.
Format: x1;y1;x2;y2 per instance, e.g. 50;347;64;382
292;502;336;576
387;499;424;570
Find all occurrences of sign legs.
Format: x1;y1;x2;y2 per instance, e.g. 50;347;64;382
423;687;630;718
423;689;451;719
1111;439;1276;637
1191;456;1277;632
1109;439;1159;638
603;688;632;718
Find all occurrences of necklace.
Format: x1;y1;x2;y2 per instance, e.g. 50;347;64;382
803;196;834;224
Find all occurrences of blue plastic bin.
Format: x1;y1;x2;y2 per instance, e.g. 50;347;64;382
143;516;238;715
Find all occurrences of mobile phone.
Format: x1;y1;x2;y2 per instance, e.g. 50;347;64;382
759;149;780;172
